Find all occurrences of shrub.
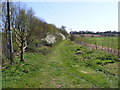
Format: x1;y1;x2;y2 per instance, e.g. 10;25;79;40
69;35;75;41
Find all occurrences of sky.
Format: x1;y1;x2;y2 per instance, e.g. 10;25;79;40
25;1;118;33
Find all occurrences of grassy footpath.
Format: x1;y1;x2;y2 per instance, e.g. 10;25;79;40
2;40;118;88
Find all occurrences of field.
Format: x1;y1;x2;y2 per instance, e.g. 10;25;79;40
2;40;118;88
75;36;118;49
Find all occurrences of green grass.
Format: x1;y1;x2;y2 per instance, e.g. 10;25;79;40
2;40;118;88
75;37;118;49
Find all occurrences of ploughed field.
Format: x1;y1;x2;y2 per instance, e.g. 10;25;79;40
2;40;118;88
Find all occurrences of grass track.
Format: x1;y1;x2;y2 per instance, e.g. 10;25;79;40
2;40;118;88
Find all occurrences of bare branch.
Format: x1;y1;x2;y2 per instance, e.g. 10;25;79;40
14;28;21;37
14;33;22;43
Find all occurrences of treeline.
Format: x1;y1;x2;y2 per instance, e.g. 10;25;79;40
70;30;119;35
2;2;68;66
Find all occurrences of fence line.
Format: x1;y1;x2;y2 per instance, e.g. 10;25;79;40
75;41;119;57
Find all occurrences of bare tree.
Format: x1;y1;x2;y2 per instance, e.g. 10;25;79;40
15;9;28;62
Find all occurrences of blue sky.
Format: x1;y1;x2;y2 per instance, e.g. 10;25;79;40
25;2;118;32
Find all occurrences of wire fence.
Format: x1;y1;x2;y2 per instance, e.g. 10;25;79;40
74;35;119;57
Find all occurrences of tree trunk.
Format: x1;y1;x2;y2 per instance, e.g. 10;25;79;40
20;40;24;62
7;0;14;65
